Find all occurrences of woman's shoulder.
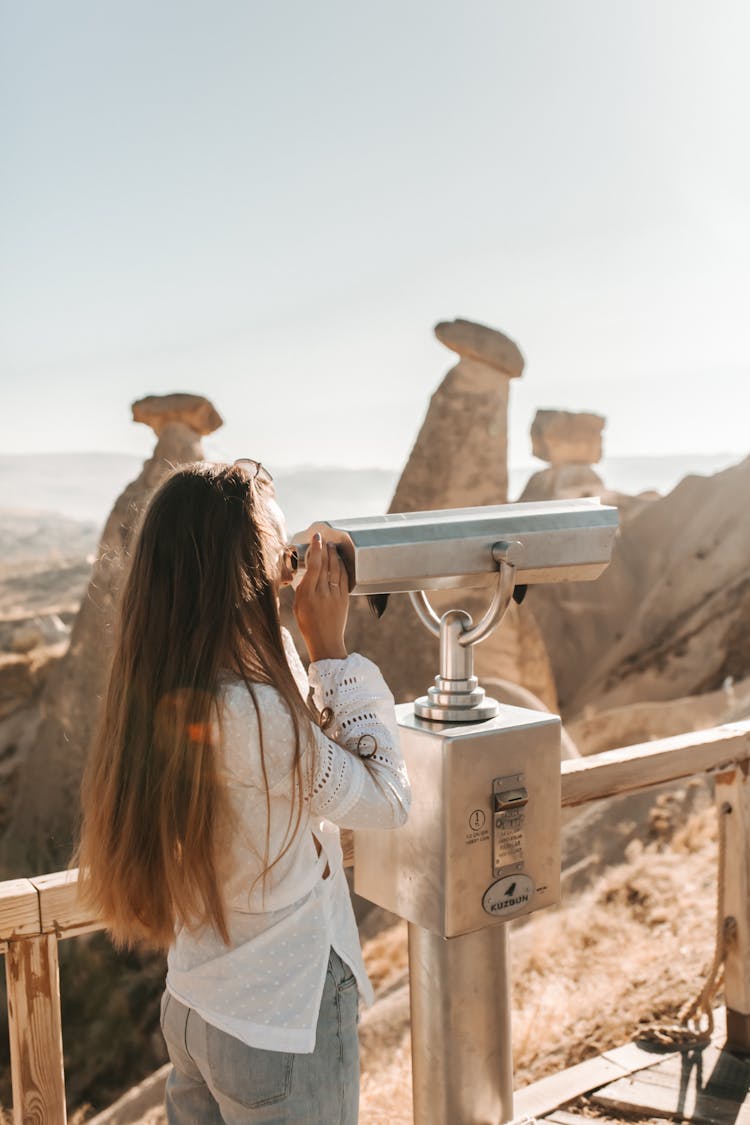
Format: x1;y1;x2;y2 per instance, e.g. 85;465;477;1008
219;676;291;720
218;678;302;785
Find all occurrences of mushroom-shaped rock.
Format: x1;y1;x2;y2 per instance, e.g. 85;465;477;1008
531;409;605;465
132;393;223;437
434;318;524;378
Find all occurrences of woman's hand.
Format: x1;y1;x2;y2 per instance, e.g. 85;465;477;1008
293;533;349;662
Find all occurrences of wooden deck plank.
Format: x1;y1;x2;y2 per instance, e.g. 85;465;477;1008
514;1056;629;1119
543;1111;662;1125
544;1110;633;1125
592;1040;750;1125
602;1041;681;1074
640;1048;750;1100
651;1046;738;1075
609;1066;696;1091
545;1111;606;1125
515;1009;734;1122
594;1076;750;1125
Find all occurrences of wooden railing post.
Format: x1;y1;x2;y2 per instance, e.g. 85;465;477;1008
716;761;750;1054
5;932;67;1125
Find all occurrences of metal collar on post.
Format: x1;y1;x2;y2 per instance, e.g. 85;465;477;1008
410;540;523;723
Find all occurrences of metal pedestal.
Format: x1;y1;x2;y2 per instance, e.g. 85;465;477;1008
408;921;514;1125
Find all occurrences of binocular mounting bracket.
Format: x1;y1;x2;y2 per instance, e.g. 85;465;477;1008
409;540;523;723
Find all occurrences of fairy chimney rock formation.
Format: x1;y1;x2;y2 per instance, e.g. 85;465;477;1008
531;409;604;465
344;318;558;713
390;319;524;514
132;393;223;437
519;409;606;503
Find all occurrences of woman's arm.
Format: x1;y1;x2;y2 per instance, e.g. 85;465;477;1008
222;661;410;830
305;653;410;830
283;530;410;827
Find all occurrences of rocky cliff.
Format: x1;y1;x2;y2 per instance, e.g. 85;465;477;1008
530;455;750;718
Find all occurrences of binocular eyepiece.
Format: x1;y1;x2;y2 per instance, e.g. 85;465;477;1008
282;541;349;582
283;541;388;617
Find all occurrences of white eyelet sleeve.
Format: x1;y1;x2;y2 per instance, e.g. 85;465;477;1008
305;653;411;830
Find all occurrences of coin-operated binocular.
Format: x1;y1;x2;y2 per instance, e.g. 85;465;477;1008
292;498;618;1125
292;498;617;930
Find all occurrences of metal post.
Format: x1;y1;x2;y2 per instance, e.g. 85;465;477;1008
408;921;514;1125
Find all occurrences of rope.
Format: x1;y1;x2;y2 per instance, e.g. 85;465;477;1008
639;800;736;1048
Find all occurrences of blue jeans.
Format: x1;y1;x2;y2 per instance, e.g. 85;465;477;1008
160;949;360;1124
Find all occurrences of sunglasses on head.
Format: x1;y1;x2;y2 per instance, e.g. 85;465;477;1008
233;459;273;487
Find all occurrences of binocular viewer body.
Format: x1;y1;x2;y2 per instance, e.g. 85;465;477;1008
347;497;619;946
291;496;618;595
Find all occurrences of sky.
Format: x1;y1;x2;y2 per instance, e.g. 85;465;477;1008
2;0;749;472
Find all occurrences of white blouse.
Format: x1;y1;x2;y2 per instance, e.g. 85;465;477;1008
165;638;410;1053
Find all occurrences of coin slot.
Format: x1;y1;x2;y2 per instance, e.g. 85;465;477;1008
493;787;528;812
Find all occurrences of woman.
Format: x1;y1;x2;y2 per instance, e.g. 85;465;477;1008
76;459;411;1125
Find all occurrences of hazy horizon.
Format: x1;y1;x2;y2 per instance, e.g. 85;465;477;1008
1;448;744;528
1;445;746;472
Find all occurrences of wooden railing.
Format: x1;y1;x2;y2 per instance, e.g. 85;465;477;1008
3;720;750;1124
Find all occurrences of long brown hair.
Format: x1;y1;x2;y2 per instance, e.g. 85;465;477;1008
75;463;313;951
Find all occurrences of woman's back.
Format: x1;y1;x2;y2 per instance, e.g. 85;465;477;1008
76;461;411;1122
